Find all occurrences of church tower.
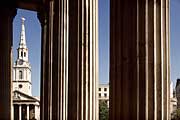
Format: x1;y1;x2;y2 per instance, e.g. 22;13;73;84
13;17;32;96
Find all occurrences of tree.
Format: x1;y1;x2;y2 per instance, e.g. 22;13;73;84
99;100;109;120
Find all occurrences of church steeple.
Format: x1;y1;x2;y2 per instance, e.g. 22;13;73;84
13;17;32;96
19;17;27;48
17;17;28;62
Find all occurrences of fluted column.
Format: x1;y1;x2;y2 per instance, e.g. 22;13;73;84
68;0;98;119
38;6;50;120
109;0;170;119
38;3;53;120
38;0;69;119
51;0;69;119
11;104;14;120
0;7;16;119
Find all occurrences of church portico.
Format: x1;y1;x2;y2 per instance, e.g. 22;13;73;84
13;103;37;120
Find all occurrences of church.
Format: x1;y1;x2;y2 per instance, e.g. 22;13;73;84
12;17;40;120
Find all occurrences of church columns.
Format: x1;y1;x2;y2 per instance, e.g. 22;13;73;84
68;0;98;119
11;104;14;120
27;105;29;120
0;7;16;119
19;104;22;120
109;0;170;119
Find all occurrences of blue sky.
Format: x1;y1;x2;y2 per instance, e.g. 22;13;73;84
99;0;110;84
170;0;180;88
13;0;180;96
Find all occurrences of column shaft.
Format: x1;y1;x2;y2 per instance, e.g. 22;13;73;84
0;7;16;119
51;0;69;119
68;0;98;119
19;105;21;120
38;0;69;119
109;0;170;119
27;105;29;120
38;6;51;120
11;104;14;120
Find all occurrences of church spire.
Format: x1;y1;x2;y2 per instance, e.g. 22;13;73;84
19;17;26;48
13;17;32;96
17;17;29;62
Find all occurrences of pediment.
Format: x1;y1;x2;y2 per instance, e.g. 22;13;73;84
13;90;39;102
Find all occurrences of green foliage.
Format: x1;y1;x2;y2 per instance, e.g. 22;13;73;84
99;100;109;120
171;108;180;120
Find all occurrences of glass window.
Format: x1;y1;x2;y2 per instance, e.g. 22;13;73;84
104;88;107;91
99;88;101;91
104;93;107;97
99;93;101;97
24;52;26;57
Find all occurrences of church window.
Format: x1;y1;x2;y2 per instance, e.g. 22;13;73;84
19;71;23;79
24;52;26;57
21;51;23;57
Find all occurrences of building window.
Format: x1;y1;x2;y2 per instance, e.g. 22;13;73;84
104;88;107;91
24;52;26;57
21;51;23;57
99;88;101;91
19;84;23;88
99;93;101;97
104;93;107;97
19;71;23;79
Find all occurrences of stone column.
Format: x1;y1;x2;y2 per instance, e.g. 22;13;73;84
0;7;16;119
19;105;22;120
38;6;51;120
38;0;69;119
51;0;69;119
11;104;14;120
109;0;170;119
68;0;99;119
27;105;29;120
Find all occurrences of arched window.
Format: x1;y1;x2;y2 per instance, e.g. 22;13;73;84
19;71;23;79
